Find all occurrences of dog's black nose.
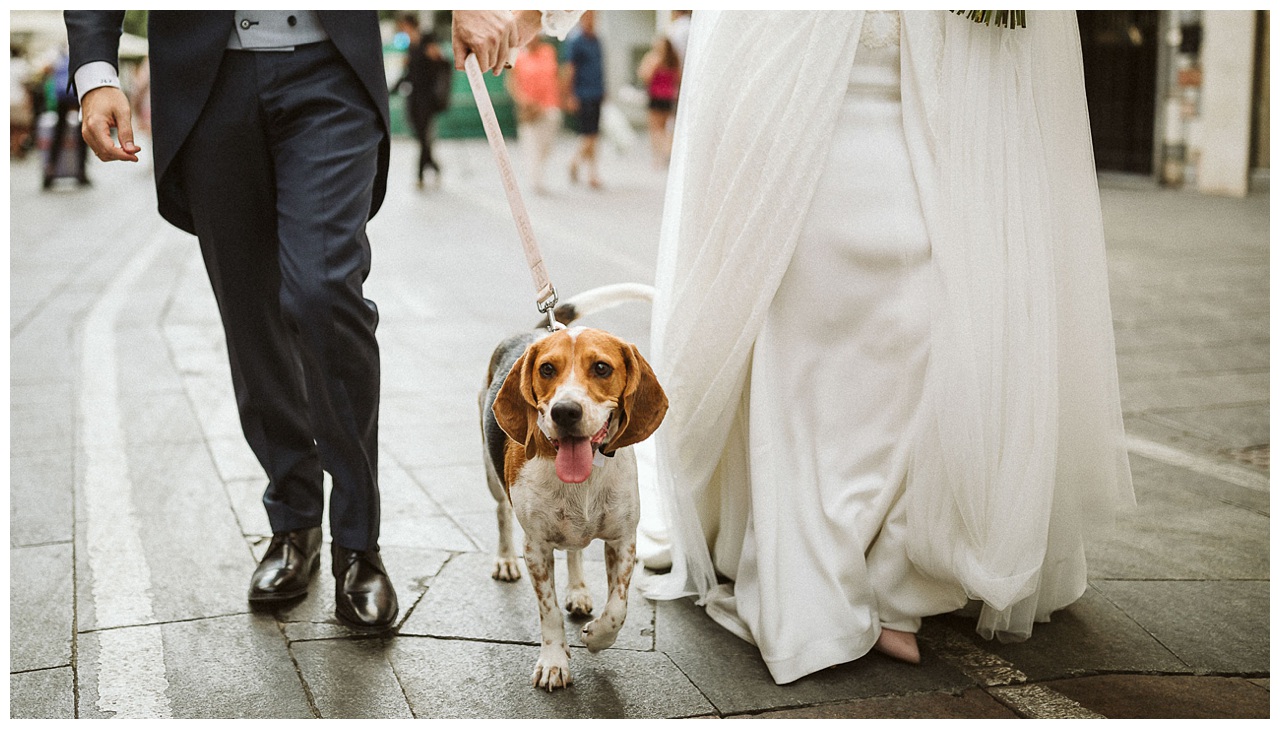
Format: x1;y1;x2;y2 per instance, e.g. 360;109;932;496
551;401;583;429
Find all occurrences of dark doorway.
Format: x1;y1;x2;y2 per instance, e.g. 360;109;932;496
1077;10;1161;174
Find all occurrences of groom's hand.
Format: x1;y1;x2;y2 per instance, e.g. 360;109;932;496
453;10;546;75
80;86;140;163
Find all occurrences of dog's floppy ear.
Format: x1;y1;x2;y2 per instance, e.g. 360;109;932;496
493;344;541;460
608;343;668;453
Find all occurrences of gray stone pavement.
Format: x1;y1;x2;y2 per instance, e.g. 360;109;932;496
9;133;1269;719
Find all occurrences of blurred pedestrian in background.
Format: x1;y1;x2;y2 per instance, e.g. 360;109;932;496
509;32;561;194
10;45;35;158
392;12;453;189
560;10;604;189
644;10;1133;685
637;34;679;166
42;48;89;189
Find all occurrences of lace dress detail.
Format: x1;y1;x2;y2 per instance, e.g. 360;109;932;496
859;10;901;49
848;11;902;100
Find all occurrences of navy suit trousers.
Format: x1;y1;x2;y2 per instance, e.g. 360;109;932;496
178;41;384;551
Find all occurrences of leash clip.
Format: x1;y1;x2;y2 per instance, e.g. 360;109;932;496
538;289;564;332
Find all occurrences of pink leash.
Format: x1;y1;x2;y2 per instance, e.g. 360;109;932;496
463;53;563;331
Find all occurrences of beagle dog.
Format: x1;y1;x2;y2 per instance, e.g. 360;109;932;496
480;284;668;692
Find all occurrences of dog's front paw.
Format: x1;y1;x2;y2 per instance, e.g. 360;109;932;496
491;557;522;581
531;646;572;692
581;617;621;653
564;588;593;618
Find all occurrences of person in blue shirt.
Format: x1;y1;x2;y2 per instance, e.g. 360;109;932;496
560;10;604;188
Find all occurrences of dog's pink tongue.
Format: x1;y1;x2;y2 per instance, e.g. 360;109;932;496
556;437;594;483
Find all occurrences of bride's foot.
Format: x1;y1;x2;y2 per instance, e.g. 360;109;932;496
873;628;920;664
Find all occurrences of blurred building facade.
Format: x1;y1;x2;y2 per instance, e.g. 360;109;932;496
12;10;1268;197
1078;9;1269;197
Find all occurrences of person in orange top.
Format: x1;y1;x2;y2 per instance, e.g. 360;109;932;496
509;34;561;195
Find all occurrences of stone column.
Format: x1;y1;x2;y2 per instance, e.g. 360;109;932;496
1197;10;1257;197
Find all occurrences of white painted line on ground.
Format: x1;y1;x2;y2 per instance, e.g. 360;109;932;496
926;624;1104;718
80;224;174;718
1126;435;1269;492
93;626;172;719
988;684;1106;720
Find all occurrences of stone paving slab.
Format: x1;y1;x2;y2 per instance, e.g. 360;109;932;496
113;242;193;328
1144;403;1270;451
205;435;268;484
380;414;484;471
223;478;276;539
10;667;76;719
932;587;1187;681
1122;423;1269;513
1123;415;1271;488
735;688;1019;719
1116;342;1269;380
176;379;243;442
1110;318;1269;353
376;463;478;553
10;543;74;673
409;462;492;517
1091;579;1269;675
75;441;256;631
9;380;73;410
1110;292;1269;327
9;397;76;449
119;393;207;447
1042;675;1270;719
290;638;414;719
1119;371;1269;413
10;448;75;547
656;597;972;716
76;614;312;719
10;324;78;387
161;324;231;380
388;636;716;718
400;551;652;651
112;329;188;396
1085;455;1269;580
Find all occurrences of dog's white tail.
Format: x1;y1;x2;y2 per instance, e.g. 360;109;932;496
555;283;655;325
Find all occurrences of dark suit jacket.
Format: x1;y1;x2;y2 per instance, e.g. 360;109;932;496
64;10;390;235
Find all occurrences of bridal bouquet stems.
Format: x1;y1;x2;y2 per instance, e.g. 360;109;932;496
951;10;1027;29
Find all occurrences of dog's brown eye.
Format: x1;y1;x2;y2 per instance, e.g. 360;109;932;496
539;363;556;378
593;362;613;378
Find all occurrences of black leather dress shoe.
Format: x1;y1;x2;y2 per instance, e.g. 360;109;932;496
248;526;323;604
333;545;399;630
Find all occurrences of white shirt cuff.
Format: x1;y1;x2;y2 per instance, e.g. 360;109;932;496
74;61;121;106
541;10;585;41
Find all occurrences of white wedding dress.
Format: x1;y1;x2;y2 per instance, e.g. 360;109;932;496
640;11;1134;685
725;11;964;680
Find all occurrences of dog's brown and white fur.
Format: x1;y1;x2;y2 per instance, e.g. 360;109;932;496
480;284;668;692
